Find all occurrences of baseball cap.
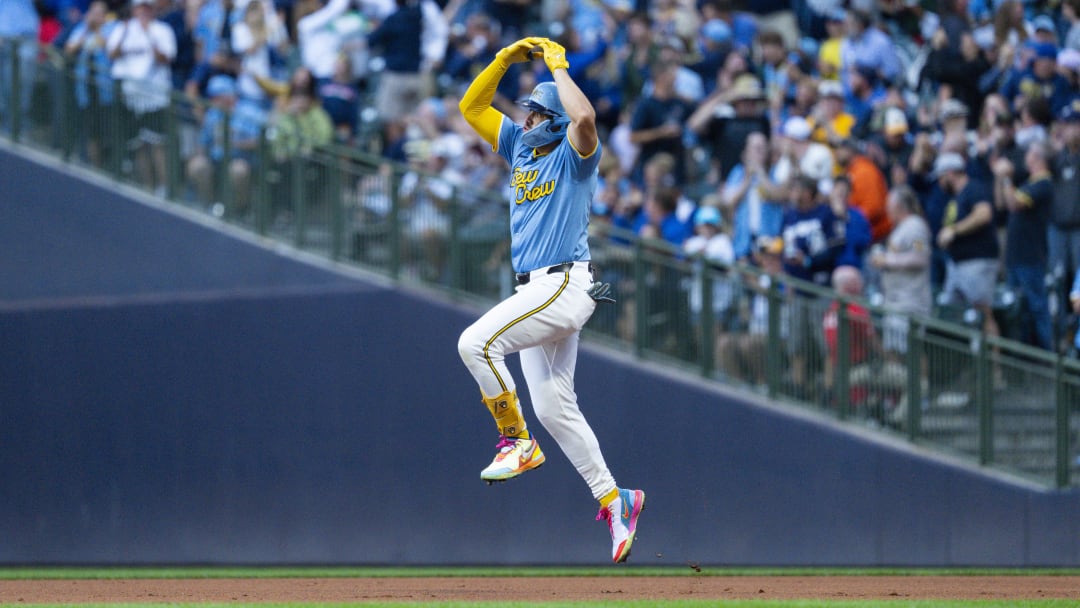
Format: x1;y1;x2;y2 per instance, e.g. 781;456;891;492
755;235;784;255
883;107;909;135
817;79;844;99
1059;48;1080;73
782;116;811;141
701;19;732;44
939;98;968;122
933;152;966;177
1058;98;1080;122
694;205;722;227
206;75;236;98
826;8;847;22
1032;15;1056;33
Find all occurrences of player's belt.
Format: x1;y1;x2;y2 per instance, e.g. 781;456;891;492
516;261;592;285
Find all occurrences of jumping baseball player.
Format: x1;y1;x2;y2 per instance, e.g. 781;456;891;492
456;36;645;563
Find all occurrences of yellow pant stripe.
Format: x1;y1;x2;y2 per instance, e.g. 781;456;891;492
483;271;571;392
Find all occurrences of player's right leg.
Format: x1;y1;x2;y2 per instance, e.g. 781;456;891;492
457;289;570;483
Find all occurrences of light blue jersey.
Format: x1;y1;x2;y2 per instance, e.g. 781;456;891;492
497;115;600;273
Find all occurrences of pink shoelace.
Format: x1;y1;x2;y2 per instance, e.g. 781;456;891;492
494;436;517;451
596;504;613;527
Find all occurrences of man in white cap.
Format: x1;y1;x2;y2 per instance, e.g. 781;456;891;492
769;115;834;196
934;151;1001;343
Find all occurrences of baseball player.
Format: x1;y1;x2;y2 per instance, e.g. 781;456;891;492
456;36;645;563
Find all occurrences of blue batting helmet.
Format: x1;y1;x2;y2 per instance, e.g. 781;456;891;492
517;82;570;148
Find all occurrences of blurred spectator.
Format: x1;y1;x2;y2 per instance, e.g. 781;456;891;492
643;33;705;105
699;0;757;52
160;0;199;90
1071;268;1080;356
871;184;932;355
864;106;912;187
629;59;691;184
687;73;770;181
63;0;116;167
807;78;853;145
1015;95;1052;148
999;41;1074;116
185;74;265;213
816;9;845;82
1060;48;1080;90
844;63;886;137
231;0;288;107
839;9;901;90
756;29;794;113
770;115;833;195
295;0;349;82
683;204;736;330
721;131;784;261
319;52;361;143
107;0;178;196
822;265;878;407
266;67;333;215
834;138;890;243
974;106;1028;190
922;29;991;130
933;151;1002;342
1032;14;1059;46
190;0;240;98
399;136;464;282
690;17;732;93
827;175;871;270
616;10;659;111
0;0;41;132
781;175;841;398
993;141;1054;350
992;0;1028;52
440;12;500;92
639;185;692;247
1050;99;1080;340
716;234;785;384
367;0;425;146
1065;0;1080;51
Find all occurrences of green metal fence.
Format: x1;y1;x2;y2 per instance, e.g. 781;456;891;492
5;41;1079;487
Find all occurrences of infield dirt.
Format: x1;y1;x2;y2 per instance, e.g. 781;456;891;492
3;575;1079;603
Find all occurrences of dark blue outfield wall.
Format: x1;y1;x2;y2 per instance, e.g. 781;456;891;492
1;146;1079;566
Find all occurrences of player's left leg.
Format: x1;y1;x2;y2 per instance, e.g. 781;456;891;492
522;335;645;563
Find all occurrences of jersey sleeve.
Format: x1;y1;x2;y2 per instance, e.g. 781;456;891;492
566;139;601;180
496;115;519;165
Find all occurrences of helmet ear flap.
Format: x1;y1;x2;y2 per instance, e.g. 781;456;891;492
521;115;571;148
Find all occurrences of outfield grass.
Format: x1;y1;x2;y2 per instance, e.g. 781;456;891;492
2;566;1080;579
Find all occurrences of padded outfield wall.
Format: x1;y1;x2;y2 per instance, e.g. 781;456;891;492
1;146;1078;566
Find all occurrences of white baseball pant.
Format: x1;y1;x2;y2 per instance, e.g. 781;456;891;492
458;261;617;500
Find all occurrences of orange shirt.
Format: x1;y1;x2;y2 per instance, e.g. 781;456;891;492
847;155;892;242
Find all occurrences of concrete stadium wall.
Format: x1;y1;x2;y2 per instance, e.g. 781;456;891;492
2;146;1079;566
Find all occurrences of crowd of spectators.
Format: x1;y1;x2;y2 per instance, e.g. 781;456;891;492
4;0;1080;371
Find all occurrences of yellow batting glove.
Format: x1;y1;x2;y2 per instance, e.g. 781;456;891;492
496;36;548;67
538;39;570;73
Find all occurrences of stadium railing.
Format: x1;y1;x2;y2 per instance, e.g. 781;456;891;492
4;40;1078;488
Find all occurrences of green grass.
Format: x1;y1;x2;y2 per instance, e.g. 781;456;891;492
2;566;1079;579
3;567;1077;607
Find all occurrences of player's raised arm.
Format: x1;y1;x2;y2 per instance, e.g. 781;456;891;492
459;36;546;149
536;39;597;158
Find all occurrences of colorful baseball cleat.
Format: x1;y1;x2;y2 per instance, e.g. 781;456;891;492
596;488;645;563
480;435;545;484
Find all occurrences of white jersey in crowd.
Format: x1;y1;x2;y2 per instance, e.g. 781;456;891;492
880;213;932;315
107;17;176;114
